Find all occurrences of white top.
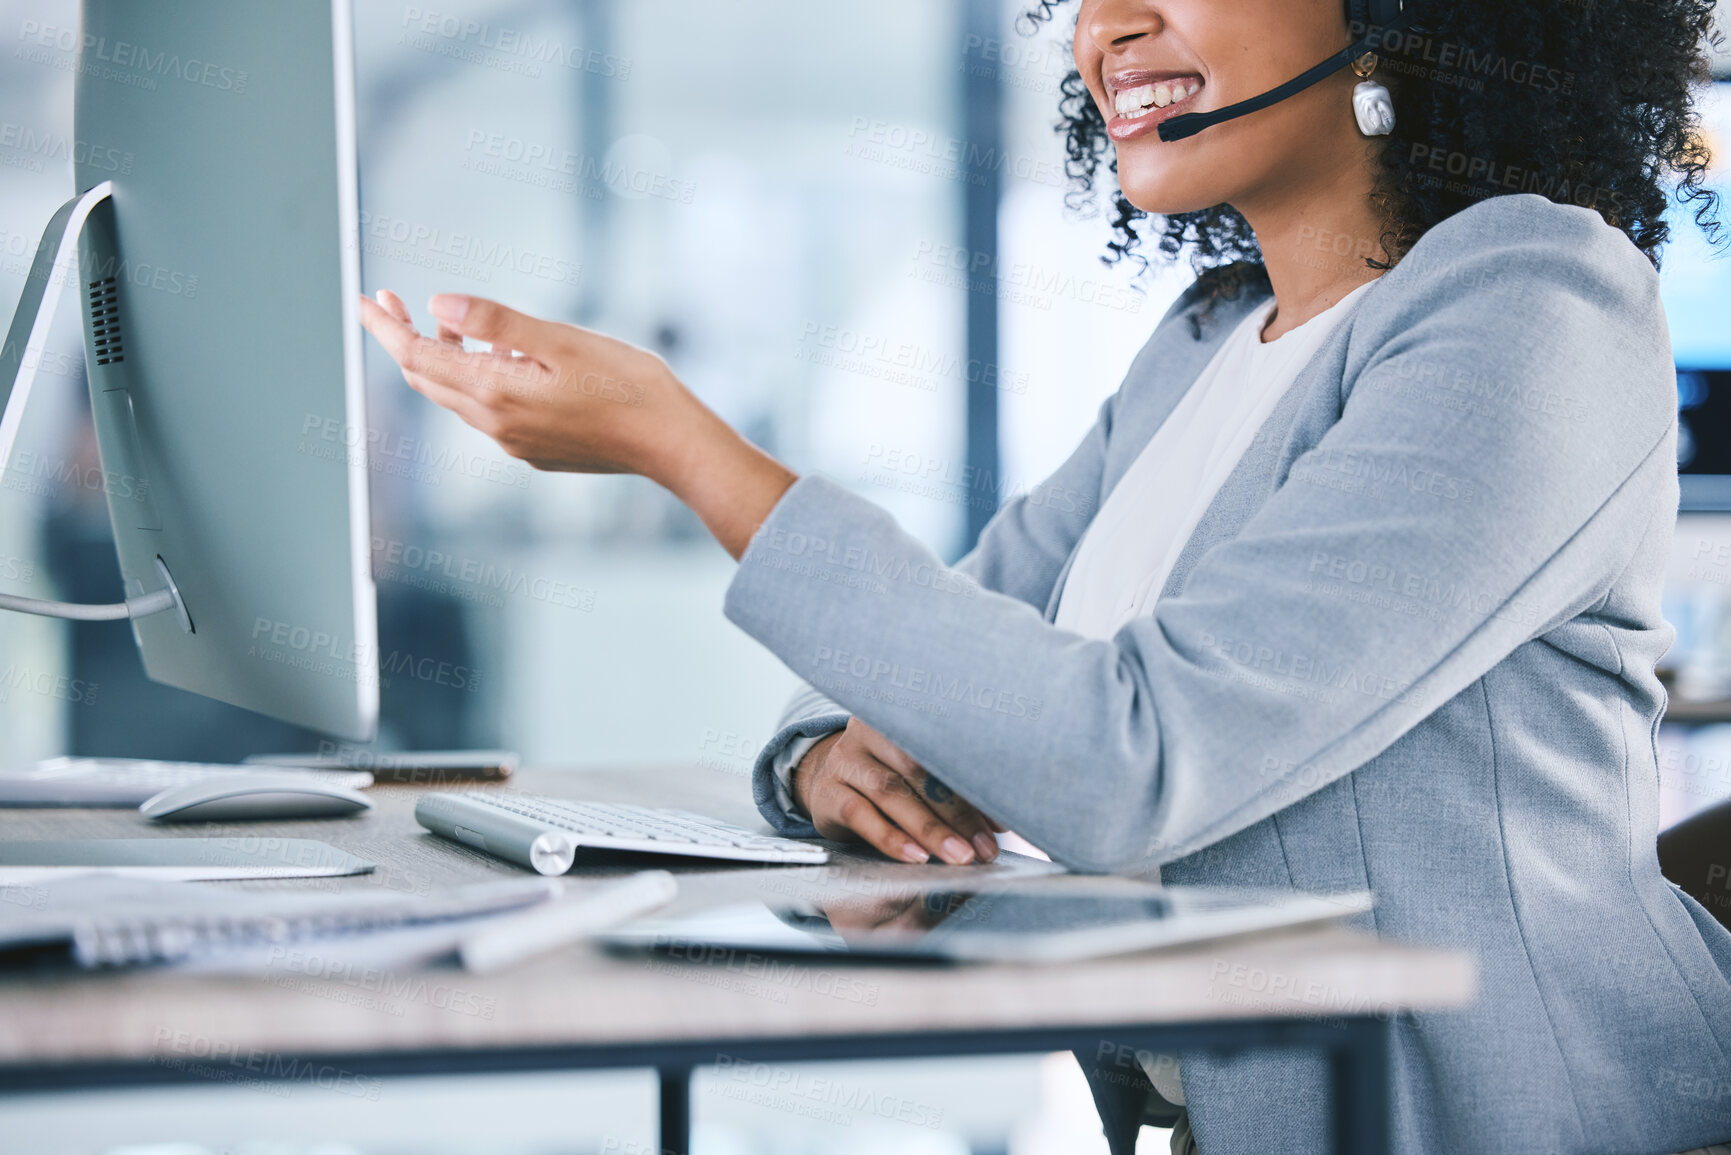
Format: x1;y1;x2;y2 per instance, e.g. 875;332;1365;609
1053;279;1375;639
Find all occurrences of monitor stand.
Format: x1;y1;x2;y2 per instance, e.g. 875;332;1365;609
0;182;190;630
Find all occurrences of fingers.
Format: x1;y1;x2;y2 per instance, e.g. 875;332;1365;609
375;288;463;348
360;295;503;397
809;782;931;865
914;771;1000;862
429;293;553;358
359;290;412;343
822;894;921;934
359;292;450;378
360;293;440;389
364;294;563;416
804;742;975;865
847;720;999;862
810;741;976;865
859;768;981;865
358;295;495;429
375;288;411;324
377;290;462;368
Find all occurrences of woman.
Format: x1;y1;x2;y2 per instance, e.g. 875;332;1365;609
360;0;1731;1150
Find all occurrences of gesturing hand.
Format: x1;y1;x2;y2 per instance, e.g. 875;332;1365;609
360;290;795;559
361;289;684;475
792;718;1004;866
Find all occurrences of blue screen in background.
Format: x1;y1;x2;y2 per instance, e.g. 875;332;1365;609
1660;82;1731;370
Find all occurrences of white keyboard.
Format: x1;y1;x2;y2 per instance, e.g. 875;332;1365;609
416;791;830;875
0;757;374;807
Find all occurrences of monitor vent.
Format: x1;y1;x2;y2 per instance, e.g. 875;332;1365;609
88;277;123;366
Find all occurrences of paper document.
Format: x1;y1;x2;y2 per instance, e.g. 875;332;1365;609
0;874;558;968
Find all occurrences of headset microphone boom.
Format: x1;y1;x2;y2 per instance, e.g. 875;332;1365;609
1157;0;1412;142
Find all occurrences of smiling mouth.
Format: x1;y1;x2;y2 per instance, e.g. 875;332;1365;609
1102;73;1206;138
1112;76;1203;121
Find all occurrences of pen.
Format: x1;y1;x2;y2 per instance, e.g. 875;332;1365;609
458;870;679;974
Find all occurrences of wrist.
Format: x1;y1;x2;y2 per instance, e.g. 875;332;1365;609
653;400;796;561
633;366;715;493
791;732;841;816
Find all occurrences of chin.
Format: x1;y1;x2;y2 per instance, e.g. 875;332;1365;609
1111;148;1226;214
1114;169;1223;218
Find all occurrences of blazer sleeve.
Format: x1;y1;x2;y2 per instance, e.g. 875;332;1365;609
745;277;1244;836
727;196;1679;871
748;384;1118;835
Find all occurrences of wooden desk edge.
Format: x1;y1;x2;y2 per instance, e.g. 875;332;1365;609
0;929;1477;1067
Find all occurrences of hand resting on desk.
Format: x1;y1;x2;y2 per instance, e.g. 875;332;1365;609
792;718;1002;867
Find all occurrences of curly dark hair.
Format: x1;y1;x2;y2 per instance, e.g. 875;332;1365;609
1017;0;1724;298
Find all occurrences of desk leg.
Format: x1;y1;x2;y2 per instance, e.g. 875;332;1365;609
1331;1017;1393;1155
658;1065;692;1155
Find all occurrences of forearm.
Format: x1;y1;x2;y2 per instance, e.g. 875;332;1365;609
648;399;797;561
723;423;1673;872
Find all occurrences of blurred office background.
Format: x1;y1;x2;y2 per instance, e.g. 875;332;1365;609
4;0;1731;1152
0;0;1192;776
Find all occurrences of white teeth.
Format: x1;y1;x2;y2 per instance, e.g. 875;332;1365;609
1115;85;1156;118
1112;80;1200;119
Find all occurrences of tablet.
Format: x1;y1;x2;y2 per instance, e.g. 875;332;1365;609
0;838;375;883
601;885;1373;964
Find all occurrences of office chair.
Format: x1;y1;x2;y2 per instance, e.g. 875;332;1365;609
1660;798;1731;930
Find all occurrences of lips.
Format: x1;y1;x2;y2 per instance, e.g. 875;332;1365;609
1106;69;1203;97
1103;71;1207;141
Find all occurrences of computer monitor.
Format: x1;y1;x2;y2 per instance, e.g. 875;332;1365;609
0;0;377;740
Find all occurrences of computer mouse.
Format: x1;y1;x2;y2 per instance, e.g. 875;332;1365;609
139;773;373;822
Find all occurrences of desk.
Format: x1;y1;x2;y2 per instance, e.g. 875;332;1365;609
0;766;1475;1154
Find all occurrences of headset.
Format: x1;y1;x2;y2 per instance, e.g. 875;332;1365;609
1157;0;1413;141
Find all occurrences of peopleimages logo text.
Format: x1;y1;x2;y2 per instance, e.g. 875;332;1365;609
17;22;250;92
400;9;631;78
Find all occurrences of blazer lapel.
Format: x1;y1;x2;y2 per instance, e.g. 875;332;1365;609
1042;280;1369;622
1155;314;1358;603
1042;284;1271;622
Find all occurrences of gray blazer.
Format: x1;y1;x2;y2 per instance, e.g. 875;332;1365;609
723;193;1731;1153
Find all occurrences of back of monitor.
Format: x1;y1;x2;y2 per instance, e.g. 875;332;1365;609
71;0;376;739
